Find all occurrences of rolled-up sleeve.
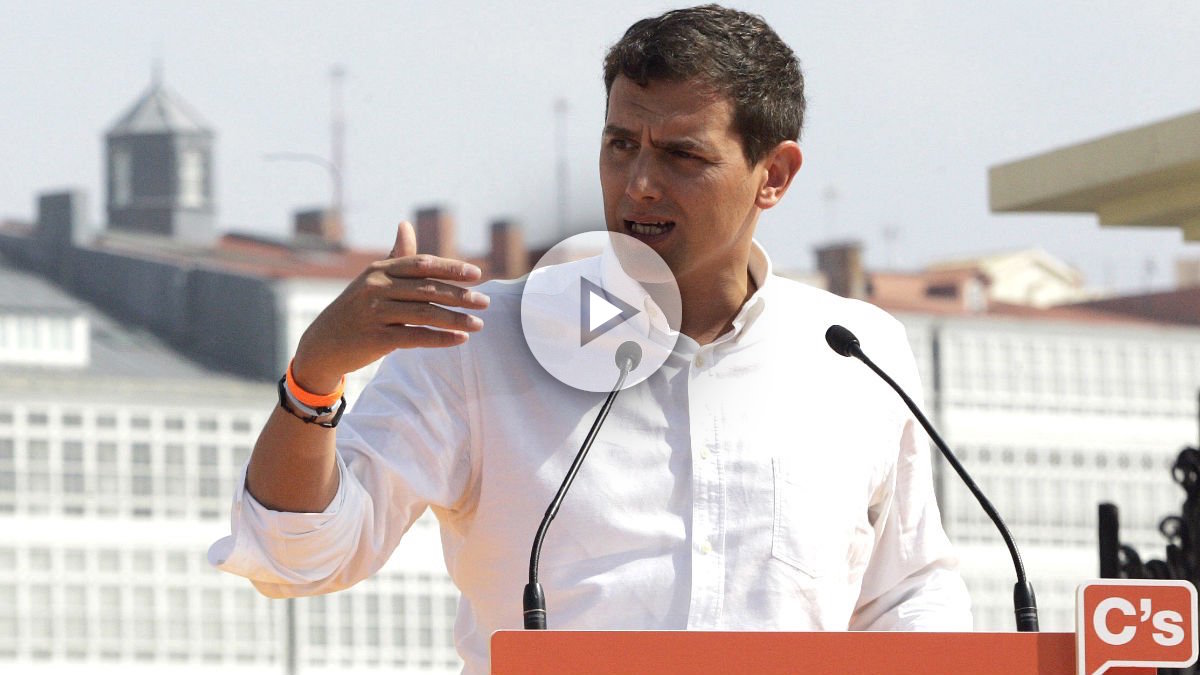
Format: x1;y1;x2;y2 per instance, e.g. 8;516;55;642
207;342;477;597
207;451;371;597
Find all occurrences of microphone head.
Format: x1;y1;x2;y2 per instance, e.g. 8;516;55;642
825;324;862;358
615;340;643;372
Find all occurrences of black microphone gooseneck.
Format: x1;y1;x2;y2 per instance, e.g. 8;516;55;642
824;324;1039;632
523;340;643;629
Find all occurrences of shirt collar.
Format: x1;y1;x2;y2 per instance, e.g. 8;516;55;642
719;239;772;346
599;237;774;350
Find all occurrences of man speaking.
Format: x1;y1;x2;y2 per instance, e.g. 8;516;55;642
210;5;972;673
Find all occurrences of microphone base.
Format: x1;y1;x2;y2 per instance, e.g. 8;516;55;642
523;582;547;630
1014;581;1039;632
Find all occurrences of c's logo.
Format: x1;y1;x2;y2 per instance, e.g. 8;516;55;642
1077;580;1197;675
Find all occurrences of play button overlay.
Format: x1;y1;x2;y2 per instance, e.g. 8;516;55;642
521;231;681;392
580;278;639;346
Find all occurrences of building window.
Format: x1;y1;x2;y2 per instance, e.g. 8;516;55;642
201;588;224;644
30;584;54;641
179;150;206;208
96;442;119;516
99;586;123;641
65;585;89;643
0;583;17;650
133;586;157;642
231;445;251;468
165;444;187;517
0;438;13;512
63;440;85;497
131;442;153;498
98;549;121;573
27;439;51;513
167;587;189;641
113;149;133;208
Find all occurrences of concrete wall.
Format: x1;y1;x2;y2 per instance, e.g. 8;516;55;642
64;247;190;340
54;245;280;380
186;268;280;379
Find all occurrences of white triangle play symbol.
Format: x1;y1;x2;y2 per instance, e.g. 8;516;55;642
579;277;641;347
589;292;623;332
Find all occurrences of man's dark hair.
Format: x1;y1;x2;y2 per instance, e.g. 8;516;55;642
603;4;805;165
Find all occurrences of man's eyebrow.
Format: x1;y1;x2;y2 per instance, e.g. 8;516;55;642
602;124;637;138
654;137;710;154
602;124;712;153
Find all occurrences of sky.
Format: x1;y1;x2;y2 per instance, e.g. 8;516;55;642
2;0;1198;292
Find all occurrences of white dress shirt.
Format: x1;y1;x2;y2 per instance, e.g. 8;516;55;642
209;243;972;675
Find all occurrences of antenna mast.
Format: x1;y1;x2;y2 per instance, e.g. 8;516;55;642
555;97;569;240
331;65;347;225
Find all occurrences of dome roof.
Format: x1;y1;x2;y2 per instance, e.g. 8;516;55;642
108;79;211;136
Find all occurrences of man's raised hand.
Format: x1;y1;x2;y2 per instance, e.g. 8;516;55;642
290;221;489;393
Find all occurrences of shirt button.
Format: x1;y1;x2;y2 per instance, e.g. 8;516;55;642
700;447;710;461
699;539;713;555
695;354;706;368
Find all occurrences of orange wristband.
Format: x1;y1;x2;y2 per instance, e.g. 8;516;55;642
285;359;345;409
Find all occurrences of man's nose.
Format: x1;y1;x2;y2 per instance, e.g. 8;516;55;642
626;152;662;202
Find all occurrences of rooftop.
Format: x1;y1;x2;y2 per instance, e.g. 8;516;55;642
107;78;212;136
93;230;386;280
0;262;79;312
989;109;1200;242
0;255;262;389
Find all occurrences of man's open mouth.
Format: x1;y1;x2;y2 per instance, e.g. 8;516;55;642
624;219;676;238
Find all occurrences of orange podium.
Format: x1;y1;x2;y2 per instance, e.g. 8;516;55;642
490;631;1156;674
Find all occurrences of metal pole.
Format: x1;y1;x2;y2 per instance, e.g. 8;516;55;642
555;97;569;240
330;65;346;225
285;597;297;675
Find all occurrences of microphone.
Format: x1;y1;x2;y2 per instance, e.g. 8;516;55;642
523;340;643;630
825;324;1039;632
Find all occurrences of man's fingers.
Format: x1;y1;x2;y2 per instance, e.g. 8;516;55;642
383;255;482;282
387;325;470;349
383;301;484;332
390;221;417;259
385;278;490;309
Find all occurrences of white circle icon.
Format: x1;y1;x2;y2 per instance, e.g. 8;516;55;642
520;231;681;392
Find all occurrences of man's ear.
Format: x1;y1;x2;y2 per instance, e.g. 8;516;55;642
755;141;803;210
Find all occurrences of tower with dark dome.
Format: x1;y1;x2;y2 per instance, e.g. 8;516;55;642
104;72;216;244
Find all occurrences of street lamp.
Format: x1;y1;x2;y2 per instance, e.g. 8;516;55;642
263;151;343;224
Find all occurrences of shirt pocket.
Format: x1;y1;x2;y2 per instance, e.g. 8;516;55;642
771;457;871;579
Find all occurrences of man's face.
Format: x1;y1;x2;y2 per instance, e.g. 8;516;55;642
600;75;765;290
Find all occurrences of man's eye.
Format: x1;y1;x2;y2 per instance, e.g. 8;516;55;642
609;138;635;151
670;150;698;160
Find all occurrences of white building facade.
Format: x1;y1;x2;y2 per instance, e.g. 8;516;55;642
6;250;1200;673
0;262;462;674
900;312;1200;631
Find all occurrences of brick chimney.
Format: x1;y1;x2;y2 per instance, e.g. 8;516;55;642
416;206;456;259
815;240;866;299
293;208;344;248
489;219;528;279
